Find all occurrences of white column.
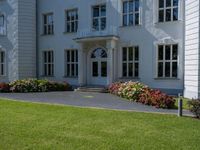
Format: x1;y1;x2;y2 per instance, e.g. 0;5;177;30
106;40;117;85
78;44;86;86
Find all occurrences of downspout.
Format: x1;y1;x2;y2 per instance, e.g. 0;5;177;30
36;0;39;79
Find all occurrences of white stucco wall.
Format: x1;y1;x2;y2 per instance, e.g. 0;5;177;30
184;0;200;99
37;0;184;94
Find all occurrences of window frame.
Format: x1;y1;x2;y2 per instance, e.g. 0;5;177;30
158;0;179;22
156;44;178;79
65;49;78;78
43;13;54;35
65;9;78;33
122;0;141;26
92;4;107;31
122;46;139;78
43;50;54;77
0;51;5;76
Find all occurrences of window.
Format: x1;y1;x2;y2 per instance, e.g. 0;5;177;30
66;9;78;33
43;51;54;76
0;51;5;76
65;50;78;77
92;5;106;31
158;0;179;22
157;44;178;78
43;13;54;35
122;46;139;78
123;0;141;26
0;15;5;35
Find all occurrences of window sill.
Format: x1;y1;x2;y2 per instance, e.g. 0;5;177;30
119;24;142;29
41;75;55;78
155;20;182;25
154;77;180;80
119;77;140;80
63;76;78;79
63;31;77;35
40;34;54;36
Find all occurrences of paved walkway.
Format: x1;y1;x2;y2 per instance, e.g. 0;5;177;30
0;91;192;116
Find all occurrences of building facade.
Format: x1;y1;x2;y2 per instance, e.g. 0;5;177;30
0;0;200;99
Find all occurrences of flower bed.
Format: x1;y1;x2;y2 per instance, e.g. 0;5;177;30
109;81;175;109
0;79;72;93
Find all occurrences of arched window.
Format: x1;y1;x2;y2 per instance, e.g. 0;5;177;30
91;48;107;58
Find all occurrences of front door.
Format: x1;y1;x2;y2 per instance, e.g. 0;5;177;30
90;48;108;85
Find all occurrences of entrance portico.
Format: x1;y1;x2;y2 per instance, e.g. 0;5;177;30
75;36;119;86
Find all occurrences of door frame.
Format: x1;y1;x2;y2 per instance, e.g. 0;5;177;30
87;46;108;86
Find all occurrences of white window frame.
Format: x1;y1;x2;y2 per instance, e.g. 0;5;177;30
158;0;179;22
65;49;78;77
122;0;141;26
156;44;178;78
43;51;54;76
92;4;106;31
0;51;5;76
43;13;54;35
65;9;78;33
122;46;139;78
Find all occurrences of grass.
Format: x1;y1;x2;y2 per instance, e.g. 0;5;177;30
0;99;200;150
175;98;191;110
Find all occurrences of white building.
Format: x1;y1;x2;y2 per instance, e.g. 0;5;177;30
0;0;199;98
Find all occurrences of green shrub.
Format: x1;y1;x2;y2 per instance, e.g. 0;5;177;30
188;100;200;118
9;79;71;93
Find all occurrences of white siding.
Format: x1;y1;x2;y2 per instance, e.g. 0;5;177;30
184;0;200;98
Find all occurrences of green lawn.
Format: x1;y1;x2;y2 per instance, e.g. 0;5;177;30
0;99;200;150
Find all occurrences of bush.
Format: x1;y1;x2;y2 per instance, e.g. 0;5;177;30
109;81;175;109
138;88;175;109
188;100;200;118
0;83;10;92
9;79;71;93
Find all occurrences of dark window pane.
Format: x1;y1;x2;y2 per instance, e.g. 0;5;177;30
93;19;99;30
123;15;128;26
101;62;107;77
123;48;127;61
173;8;178;21
135;0;139;12
166;0;171;7
165;62;171;77
135;46;139;61
159;0;164;8
165;45;171;60
44;52;47;63
92;62;98;77
159;10;164;22
129;14;134;25
67;51;70;62
48;64;52;75
135;63;139;77
101;5;106;17
128;63;133;77
75;50;78;62
71;64;75;76
172;62;178;77
101;17;106;30
173;0;179;6
158;62;163;77
135;13;139;25
1;64;4;75
44;64;47;76
123;2;128;13
76;64;78;76
48;52;51;62
67;64;70;76
71;51;75;62
172;45;178;60
93;7;99;17
158;45;163;60
123;63;127;77
129;1;133;12
166;9;171;21
129;47;133;61
0;52;4;63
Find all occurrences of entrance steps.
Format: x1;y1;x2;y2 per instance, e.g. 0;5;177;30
75;86;108;93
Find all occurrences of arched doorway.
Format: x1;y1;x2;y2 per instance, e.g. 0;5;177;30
89;48;108;85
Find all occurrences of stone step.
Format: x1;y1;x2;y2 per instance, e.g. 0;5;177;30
75;87;108;93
